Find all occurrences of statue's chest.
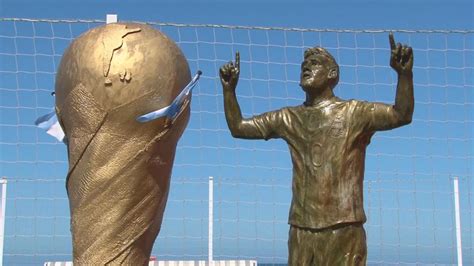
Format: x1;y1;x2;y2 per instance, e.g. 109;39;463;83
289;107;349;169
297;108;347;138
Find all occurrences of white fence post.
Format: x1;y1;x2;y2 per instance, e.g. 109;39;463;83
0;178;7;266
453;176;463;266
209;176;214;266
106;14;118;24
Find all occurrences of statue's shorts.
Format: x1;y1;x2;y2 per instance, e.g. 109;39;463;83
288;223;367;266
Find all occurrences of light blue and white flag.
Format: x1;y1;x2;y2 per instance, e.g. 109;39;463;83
136;70;202;123
35;110;65;143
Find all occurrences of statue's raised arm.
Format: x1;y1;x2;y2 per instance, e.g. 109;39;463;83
357;33;415;132
220;52;272;139
389;32;414;125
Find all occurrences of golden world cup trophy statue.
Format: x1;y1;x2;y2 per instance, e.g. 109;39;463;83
40;22;201;265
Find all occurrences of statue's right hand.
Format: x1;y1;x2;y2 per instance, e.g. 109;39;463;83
219;51;240;91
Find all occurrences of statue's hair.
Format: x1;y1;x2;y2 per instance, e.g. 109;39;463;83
304;47;338;68
304;47;340;88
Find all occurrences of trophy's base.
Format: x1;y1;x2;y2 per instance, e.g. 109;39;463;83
44;260;258;266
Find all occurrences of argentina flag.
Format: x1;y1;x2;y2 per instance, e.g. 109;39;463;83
34;110;66;143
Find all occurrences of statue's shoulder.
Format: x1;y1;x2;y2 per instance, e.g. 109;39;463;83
324;97;356;110
264;106;303;125
342;99;379;117
343;99;368;108
284;105;302;111
328;99;368;117
335;97;351;105
281;105;306;115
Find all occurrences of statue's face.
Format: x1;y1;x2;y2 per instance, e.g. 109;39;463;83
299;54;332;92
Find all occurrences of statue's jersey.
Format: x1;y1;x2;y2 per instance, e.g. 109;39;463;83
251;97;400;229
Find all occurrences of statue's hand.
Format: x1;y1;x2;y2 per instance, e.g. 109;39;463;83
389;32;413;75
220;51;240;91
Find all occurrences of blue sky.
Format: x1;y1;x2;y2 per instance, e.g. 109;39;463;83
2;0;473;29
0;0;473;265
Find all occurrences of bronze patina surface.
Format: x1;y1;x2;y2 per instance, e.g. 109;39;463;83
55;23;191;265
220;33;414;265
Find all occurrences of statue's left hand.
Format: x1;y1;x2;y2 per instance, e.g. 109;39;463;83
389;32;413;75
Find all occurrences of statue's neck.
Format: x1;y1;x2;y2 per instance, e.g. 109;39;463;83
304;87;335;107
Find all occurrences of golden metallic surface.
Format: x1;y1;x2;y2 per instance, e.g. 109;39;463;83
220;33;414;265
55;23;191;265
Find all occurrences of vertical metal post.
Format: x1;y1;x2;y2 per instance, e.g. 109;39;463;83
209;176;214;266
453;177;463;266
0;178;7;266
106;14;118;24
